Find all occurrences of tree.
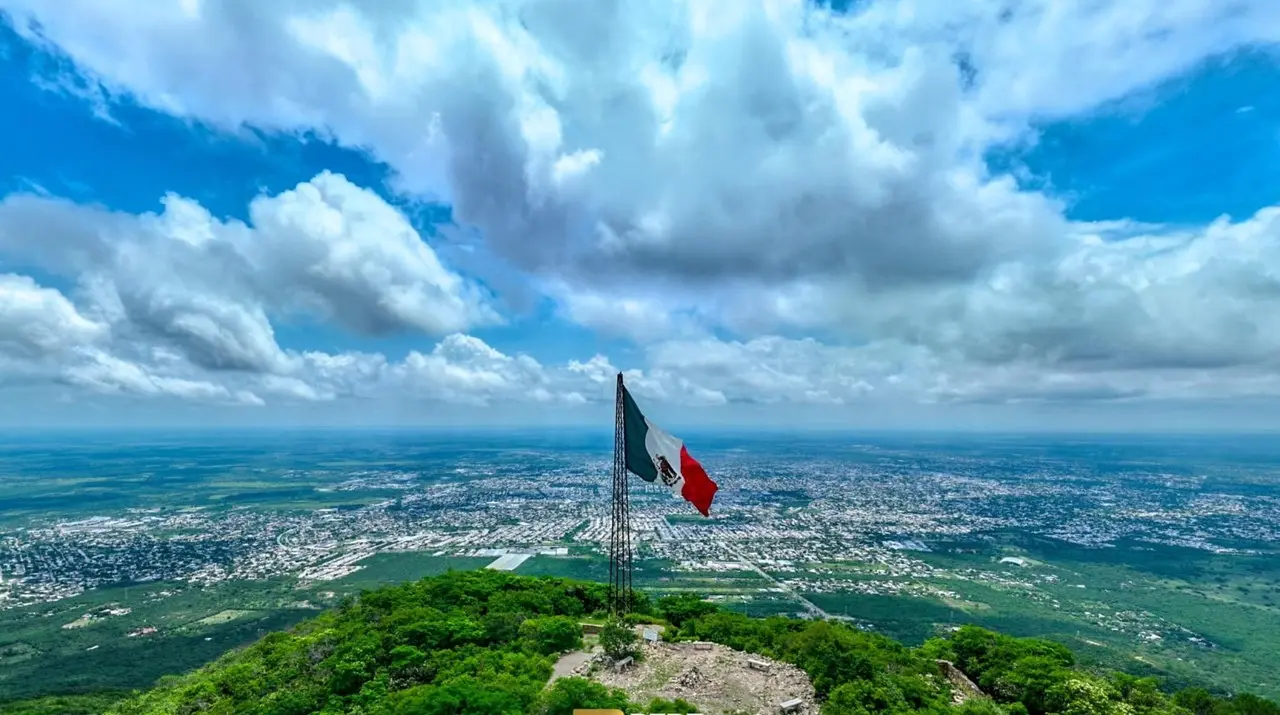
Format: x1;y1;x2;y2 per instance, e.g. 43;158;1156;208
1045;678;1135;715
657;593;720;628
1226;694;1280;715
374;675;532;715
645;696;701;714
387;645;429;688
823;678;909;715
534;677;631;715
784;621;877;697
949;626;1075;705
1109;674;1166;714
481;610;526;645
519;616;584;655
919;636;958;662
954;699;1010;715
1175;688;1220;715
599;618;639;661
993;656;1072;715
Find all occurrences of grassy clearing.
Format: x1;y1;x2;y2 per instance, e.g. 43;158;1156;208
319;553;492;593
193;610;255;626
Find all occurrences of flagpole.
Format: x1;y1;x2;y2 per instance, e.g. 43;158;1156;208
607;371;618;613
608;372;632;616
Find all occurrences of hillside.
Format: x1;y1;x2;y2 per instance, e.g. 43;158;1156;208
11;570;1276;715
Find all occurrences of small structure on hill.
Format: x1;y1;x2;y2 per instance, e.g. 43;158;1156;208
779;697;805;713
613;656;635;672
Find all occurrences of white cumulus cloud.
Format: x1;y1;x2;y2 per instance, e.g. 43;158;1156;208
0;172;497;377
2;0;1280;422
0;274;106;360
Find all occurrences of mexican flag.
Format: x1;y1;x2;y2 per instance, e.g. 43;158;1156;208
621;384;719;516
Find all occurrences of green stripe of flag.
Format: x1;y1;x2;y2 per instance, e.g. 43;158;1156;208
621;384;658;482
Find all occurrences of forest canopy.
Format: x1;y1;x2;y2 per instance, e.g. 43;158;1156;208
12;570;1265;715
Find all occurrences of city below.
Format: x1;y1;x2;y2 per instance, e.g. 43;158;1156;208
1;431;1278;701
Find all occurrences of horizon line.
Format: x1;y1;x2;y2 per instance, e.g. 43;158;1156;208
2;425;1280;437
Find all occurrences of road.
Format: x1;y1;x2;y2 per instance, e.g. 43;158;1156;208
722;543;830;620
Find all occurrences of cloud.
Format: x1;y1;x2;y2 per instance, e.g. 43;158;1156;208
643;336;874;406
272;351;390;402
0;273;106;361
0;172;496;377
824;209;1280;375
4;0;1280;419
9;0;1274;288
0;274;263;404
635;330;1280;409
548;282;705;343
241;172;499;336
395;334;554;406
0;0;1150;293
7;3;1273;288
947;0;1280;119
0;172;553;410
62;347;265;405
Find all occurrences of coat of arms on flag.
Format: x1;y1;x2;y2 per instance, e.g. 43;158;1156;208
619;381;718;516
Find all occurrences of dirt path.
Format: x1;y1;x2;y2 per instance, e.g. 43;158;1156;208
550;650;595;682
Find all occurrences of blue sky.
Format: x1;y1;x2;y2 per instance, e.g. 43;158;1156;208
1001;48;1280;225
1;1;1280;430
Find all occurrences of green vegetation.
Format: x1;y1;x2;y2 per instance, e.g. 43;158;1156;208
0;692;129;715
1;570;1262;715
796;539;1280;699
643;696;701;714
922;626;1280;715
598;618;639;660
320;554;493;591
538;678;631;715
666;605;1278;715
755;530;1280;702
672;608;954;708
0;579;318;703
655;592;720;628
195;610;257;626
521;616;584;655
507;554;609;583
104;571;631;715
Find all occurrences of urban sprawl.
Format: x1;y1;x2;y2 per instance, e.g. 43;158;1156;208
3;454;1276;651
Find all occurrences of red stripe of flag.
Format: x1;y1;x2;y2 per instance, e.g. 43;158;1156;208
678;445;718;517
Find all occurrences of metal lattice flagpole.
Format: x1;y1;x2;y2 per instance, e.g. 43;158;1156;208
607;373;633;616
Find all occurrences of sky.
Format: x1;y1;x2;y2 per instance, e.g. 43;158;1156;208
1;0;1280;431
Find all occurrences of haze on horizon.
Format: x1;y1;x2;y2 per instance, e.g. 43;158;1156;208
2;0;1280;431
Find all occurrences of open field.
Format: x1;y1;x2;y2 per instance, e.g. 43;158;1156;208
193;609;255;626
316;553;494;592
0;579;317;702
